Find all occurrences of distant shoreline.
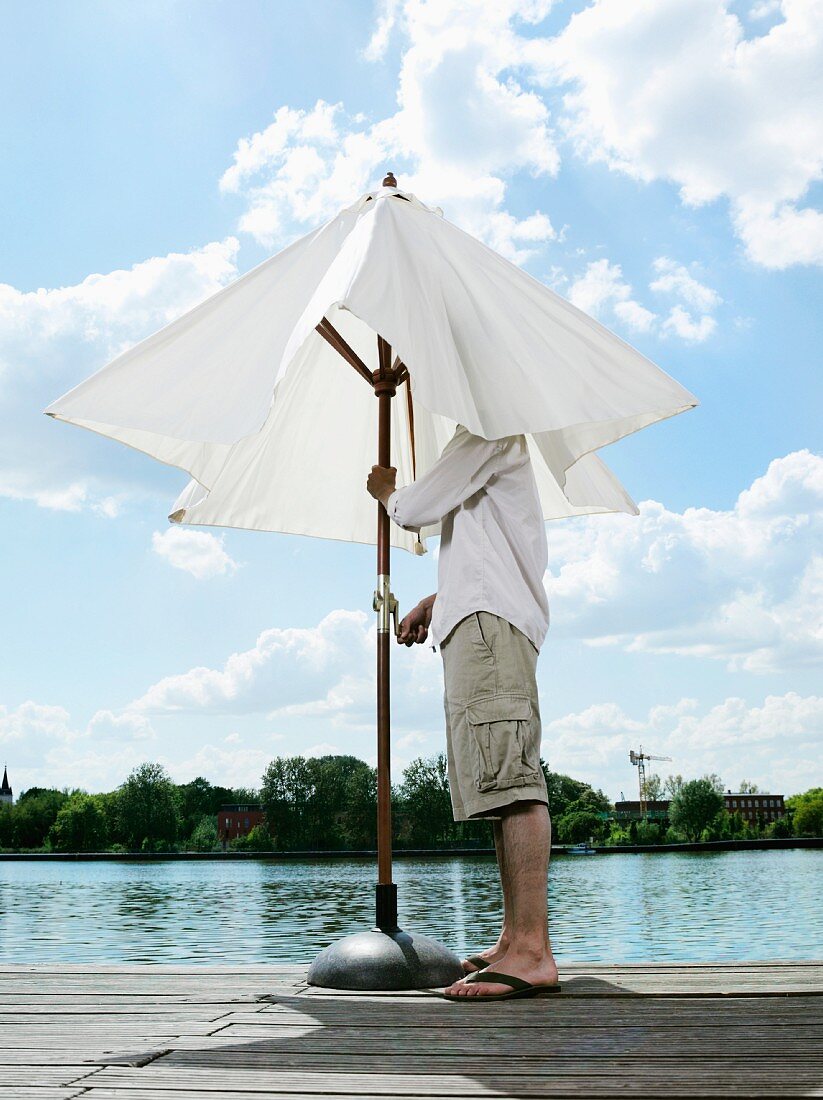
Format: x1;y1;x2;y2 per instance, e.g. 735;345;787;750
0;837;819;860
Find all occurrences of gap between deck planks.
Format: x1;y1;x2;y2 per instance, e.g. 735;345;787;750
0;963;819;1099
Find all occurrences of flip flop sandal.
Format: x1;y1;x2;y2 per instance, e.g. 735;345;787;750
436;970;562;1002
462;954;491;972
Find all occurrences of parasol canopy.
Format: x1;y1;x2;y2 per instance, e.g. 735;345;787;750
46;183;698;554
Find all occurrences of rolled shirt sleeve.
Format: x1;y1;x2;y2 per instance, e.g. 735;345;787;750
386;430;507;532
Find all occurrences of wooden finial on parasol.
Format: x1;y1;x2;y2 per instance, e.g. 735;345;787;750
382;171;397;188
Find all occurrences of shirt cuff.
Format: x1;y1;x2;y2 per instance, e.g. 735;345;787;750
385;488;420;532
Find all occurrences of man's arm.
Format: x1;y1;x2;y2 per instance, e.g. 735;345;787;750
366;430;507;532
397;593;436;646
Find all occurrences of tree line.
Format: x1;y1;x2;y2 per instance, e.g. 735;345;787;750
0;757;819;853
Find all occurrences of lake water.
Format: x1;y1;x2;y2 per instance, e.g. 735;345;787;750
0;850;819;964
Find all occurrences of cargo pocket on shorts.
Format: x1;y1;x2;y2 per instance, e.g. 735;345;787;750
465;693;540;793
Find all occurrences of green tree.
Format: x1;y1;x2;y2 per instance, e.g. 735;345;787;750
303;755;373;849
556;810;602;844
341;764;377;849
113;763;181;850
664;774;686;798
669;778;725;841
739;780;760;794
606;822;632;846
10;788;68;849
541;767;611;818
260;756;312;849
398;754;454;846
231;787;260;804
787;788;823;836
189;814;220;851
259;754;375;850
176;777;235;840
231;823;274;851
48;793;108;851
635;820;665;844
642;773;664;801
766;816;792;838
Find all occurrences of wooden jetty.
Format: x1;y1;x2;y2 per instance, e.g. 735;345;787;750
0;962;820;1098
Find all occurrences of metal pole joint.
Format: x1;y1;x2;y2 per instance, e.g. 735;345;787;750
373;574;399;635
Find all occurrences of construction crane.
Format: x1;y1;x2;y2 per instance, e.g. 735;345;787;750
629;747;672;820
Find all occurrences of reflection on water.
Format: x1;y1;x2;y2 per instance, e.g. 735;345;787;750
0;850;819;964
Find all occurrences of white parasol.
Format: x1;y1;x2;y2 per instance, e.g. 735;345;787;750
47;179;697;555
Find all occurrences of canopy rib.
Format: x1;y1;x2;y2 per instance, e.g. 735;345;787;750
316;318;374;386
404;375;417;481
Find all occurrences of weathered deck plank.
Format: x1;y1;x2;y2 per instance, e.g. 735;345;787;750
0;964;819;1098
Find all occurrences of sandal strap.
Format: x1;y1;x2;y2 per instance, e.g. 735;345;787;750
464;970;530;991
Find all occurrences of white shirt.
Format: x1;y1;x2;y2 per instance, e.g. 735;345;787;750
386;426;549;651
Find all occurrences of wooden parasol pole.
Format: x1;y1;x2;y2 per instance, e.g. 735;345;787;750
305;173;463;987
373;331;399;931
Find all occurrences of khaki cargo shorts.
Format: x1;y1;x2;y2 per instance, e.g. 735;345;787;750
440;611;549;821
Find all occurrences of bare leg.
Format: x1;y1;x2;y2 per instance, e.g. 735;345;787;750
446;801;557;996
461;820;512;972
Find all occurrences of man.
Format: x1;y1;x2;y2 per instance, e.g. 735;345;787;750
366;423;559;1001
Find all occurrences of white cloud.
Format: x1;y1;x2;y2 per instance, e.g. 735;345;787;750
565;254;720;340
165;744;272;789
660;305;717;342
0;702;79;745
612;299;657;334
543;0;823;268
397;731;431;750
749;0;783;18
0;478;123;516
364;0;401;61
733;198;823;268
87;709;155;740
0;239;239;376
221;2;821;270
545;690;822;797
130;609;376;715
0;239;240;515
303;742;344;759
545;450;823;673
567;259;656;333
19;744;152;795
651;257;721;342
0;701;158;794
105;606;446;760
151;527;240;580
220;2;560;261
650;257;721;312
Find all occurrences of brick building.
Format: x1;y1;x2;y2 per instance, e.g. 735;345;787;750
724;792;785;823
217;804;265;845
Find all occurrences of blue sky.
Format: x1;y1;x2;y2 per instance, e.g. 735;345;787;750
0;0;820;800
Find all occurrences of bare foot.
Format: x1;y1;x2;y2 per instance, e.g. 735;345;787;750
461;942;508;974
445;947;558;997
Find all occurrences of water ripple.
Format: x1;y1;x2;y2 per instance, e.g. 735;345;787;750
0;850;819;964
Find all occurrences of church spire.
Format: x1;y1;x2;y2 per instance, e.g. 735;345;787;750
1;765;12;805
